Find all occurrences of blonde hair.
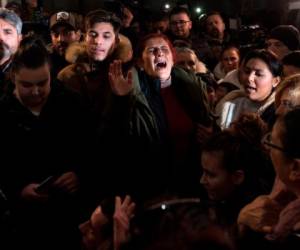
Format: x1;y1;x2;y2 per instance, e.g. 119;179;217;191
275;73;300;108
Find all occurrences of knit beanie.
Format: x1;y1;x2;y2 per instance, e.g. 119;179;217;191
268;25;300;51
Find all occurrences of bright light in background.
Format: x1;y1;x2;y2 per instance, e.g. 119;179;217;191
161;204;167;210
165;3;170;10
195;7;202;14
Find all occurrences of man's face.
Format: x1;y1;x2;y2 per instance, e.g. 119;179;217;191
51;25;80;56
169;12;192;38
13;63;51;112
206;14;225;40
266;39;291;60
85;22;117;62
0;18;21;65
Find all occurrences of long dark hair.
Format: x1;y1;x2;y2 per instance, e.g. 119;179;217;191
243;49;282;77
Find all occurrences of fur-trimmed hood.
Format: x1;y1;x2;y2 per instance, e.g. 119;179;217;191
65;33;133;64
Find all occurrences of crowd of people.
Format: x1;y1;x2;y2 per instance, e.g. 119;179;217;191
1;1;300;249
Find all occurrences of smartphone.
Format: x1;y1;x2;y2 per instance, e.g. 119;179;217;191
35;176;57;193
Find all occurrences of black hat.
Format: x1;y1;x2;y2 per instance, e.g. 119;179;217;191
268;25;300;51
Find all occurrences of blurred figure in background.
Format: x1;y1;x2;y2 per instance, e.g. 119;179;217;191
48;11;82;77
266;25;300;60
281;51;300;77
213;45;240;80
0;8;22;91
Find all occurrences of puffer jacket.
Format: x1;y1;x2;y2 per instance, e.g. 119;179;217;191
57;34;133;117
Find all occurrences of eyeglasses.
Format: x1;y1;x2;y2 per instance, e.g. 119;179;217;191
170;20;191;26
262;132;286;152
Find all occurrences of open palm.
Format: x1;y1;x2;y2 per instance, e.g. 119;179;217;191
109;60;133;96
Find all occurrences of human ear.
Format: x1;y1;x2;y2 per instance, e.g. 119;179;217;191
115;34;120;45
75;30;81;40
272;76;281;88
137;58;144;70
289;159;300;182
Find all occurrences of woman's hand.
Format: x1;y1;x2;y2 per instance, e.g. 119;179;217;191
113;195;135;250
109;60;133;96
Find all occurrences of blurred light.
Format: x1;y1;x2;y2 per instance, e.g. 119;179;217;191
195;7;202;14
199;13;206;20
161;204;167;210
165;3;170;9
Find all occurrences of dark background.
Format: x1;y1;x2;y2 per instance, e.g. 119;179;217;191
5;0;300;29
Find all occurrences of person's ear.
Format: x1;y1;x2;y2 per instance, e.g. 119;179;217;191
17;34;22;44
137;58;144;69
75;30;81;41
289;159;300;182
189;20;192;30
115;34;120;45
272;76;281;88
232;170;245;185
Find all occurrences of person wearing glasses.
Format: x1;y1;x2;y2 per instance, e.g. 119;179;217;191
168;6;212;70
237;74;300;248
238;108;300;248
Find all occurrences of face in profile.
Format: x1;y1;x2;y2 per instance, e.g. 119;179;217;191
242;58;280;102
86;22;117;62
200;150;240;201
141;37;174;81
13;63;51;112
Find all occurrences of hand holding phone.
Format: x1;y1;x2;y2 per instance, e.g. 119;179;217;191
35;176;57;194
